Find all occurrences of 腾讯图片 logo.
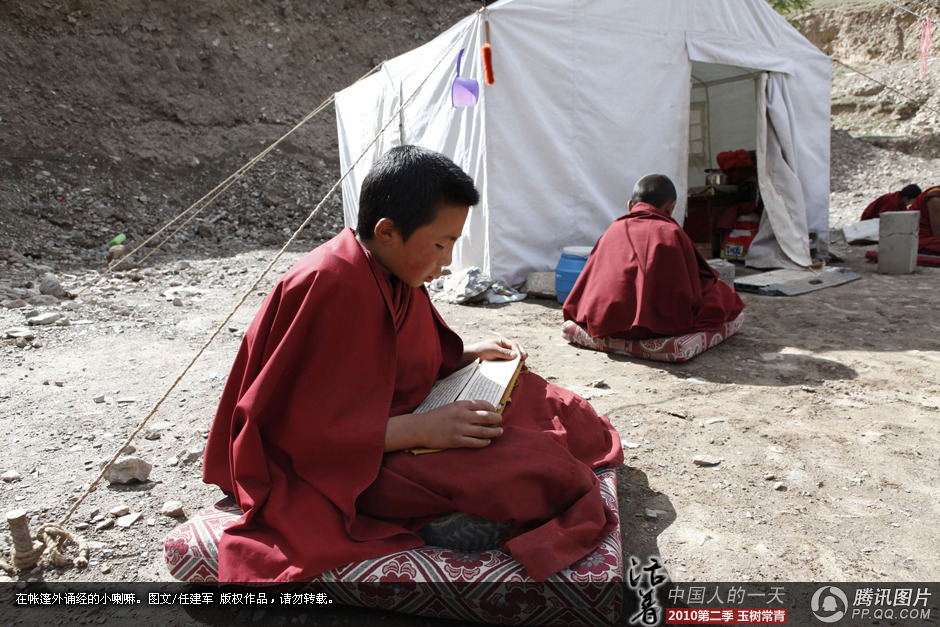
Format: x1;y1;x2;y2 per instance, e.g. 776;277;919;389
812;586;848;623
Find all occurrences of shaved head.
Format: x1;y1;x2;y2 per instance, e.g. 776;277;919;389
631;174;677;210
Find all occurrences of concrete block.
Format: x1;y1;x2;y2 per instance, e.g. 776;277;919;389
523;271;557;298
878;211;919;275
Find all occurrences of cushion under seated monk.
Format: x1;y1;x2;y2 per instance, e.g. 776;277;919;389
561;313;745;363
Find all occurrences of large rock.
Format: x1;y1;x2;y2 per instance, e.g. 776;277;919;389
39;273;68;299
103;456;152;484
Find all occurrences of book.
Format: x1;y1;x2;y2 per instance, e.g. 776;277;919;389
406;355;524;455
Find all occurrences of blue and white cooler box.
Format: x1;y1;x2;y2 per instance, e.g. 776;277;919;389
555;245;593;303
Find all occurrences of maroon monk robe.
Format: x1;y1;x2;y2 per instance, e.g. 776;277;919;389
860;191;905;221
911;186;940;255
563;204;745;341
203;228;623;582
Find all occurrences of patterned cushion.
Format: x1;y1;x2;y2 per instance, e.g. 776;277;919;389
164;469;622;626
561;313;744;363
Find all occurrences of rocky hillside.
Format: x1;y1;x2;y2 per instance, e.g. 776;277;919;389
802;0;940;151
0;0;480;271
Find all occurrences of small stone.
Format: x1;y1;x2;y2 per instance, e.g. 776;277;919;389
100;565;111;574
116;397;136;404
2;299;28;309
25;294;58;307
693;455;722;467
95;519;115;532
644;509;659;520
179;442;205;466
116;512;142;528
172;298;183;307
93;395;106;404
2;469;22;482
590;379;608;388
102;456;152;484
774;482;787;491
54;318;71;327
107;244;127;263
109;505;130;517
161;501;185;518
620;440;641;449
4;327;34;339
27;312;63;326
764;473;776;481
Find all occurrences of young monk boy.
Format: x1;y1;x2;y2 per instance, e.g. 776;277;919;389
859;184;922;221
563;174;745;340
203;145;623;583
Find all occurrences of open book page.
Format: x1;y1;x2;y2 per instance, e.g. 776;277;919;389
404;355;523;456
411;360;478;414
455;355;522;411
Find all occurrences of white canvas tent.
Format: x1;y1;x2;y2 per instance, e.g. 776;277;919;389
335;0;831;286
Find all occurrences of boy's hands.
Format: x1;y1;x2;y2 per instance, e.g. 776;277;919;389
385;336;525;452
462;337;528;365
385;400;503;452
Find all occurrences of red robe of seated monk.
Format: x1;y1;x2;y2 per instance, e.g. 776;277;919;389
911;186;940;255
860;191;906;222
202;228;623;582
562;204;745;340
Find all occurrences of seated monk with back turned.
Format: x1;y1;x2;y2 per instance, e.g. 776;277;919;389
859;184;922;221
563;174;745;340
910;185;940;255
202;145;623;583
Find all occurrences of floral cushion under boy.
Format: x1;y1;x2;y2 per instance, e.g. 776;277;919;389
164;468;623;627
561;313;744;363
